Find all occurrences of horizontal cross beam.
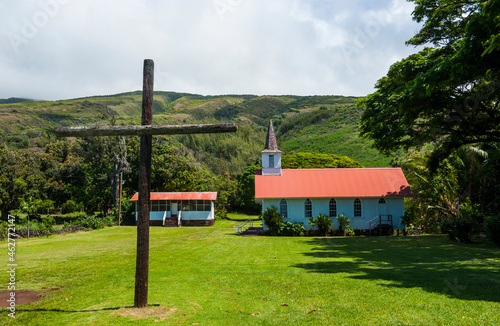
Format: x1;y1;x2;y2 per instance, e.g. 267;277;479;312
55;123;237;138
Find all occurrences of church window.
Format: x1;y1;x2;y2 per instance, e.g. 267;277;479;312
305;199;312;218
329;198;337;217
280;199;288;218
151;200;168;212
354;198;362;217
269;155;275;168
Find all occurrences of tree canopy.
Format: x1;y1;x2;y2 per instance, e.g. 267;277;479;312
359;0;500;168
282;152;363;169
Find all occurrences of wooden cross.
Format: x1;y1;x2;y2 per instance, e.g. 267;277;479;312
55;59;237;308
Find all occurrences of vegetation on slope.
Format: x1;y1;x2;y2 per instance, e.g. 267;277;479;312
282;152;364;169
0;92;391;172
0;91;396;218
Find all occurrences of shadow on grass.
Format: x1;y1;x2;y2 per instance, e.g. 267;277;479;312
293;235;500;302
14;304;160;313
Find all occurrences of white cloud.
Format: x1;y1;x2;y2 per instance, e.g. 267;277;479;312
0;0;422;100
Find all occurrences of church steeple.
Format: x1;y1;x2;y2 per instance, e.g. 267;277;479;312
261;119;282;175
264;119;279;151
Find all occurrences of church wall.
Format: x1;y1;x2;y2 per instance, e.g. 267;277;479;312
262;197;405;231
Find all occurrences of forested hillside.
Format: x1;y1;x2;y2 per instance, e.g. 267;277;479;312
0;91;396;220
0;91;391;172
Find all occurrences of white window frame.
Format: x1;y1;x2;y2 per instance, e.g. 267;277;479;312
354;198;362;217
304;199;312;218
280;199;288;218
329;198;337;218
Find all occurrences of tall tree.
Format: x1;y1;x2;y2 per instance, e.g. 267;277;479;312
359;0;500;168
478;143;500;216
109;136;129;209
234;162;261;214
127;136;218;193
0;145;21;220
76;137;127;214
0;145;51;219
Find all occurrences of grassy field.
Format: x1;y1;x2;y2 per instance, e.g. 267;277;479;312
1;220;499;325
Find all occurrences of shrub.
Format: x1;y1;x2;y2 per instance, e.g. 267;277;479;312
39;216;56;237
485;214;500;246
401;210;417;230
41;216;56;226
215;206;227;220
78;216;104;230
40;224;53;237
442;199;482;243
62;200;81;214
308;217;317;230
316;213;332;236
281;222;305;236
441;216;477;243
122;200;138;226
0;221;8;241
262;206;283;235
55;212;85;224
460;199;484;226
337;213;350;232
104;215;115;227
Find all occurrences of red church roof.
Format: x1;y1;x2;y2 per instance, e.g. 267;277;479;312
130;192;217;201
255;168;412;199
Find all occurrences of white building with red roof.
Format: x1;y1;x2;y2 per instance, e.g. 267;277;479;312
255;120;412;232
130;192;217;227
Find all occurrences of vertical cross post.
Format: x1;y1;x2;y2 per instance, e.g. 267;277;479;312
135;59;154;308
118;171;122;226
54;59;237;309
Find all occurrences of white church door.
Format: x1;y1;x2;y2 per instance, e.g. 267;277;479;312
378;198;388;216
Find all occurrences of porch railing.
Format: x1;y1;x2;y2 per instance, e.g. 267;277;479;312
235;220;253;234
367;215;393;235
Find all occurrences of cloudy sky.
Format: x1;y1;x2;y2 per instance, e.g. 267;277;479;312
0;0;422;101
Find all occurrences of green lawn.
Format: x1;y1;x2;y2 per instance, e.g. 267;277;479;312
1;221;499;325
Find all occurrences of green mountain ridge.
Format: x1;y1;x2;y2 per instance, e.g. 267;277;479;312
0;97;34;104
0;91;392;172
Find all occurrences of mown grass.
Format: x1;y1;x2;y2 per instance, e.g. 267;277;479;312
226;213;260;221
1;222;499;325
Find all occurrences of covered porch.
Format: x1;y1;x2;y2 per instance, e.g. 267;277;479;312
130;192;217;227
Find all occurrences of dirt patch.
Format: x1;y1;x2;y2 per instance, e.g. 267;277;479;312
112;306;177;321
0;290;57;307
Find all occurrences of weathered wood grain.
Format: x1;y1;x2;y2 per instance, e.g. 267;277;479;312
55;123;238;137
53;59;237;309
134;59;154;308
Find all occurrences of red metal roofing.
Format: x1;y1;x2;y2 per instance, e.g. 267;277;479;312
255;168;412;198
130;192;217;201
